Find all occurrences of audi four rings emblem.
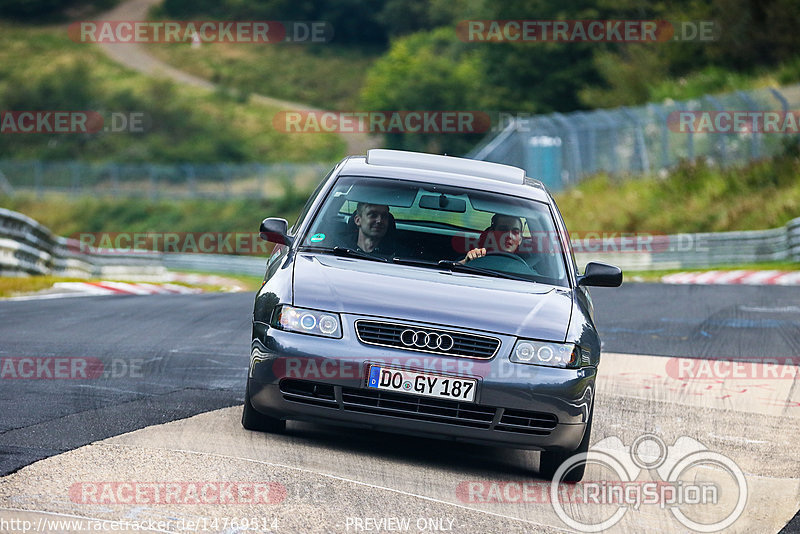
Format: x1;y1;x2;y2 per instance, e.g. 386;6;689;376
400;329;455;351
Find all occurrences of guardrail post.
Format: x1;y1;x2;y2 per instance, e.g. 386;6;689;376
737;90;761;160
621;107;650;174
648;103;670;171
550;112;583;181
703;95;728;166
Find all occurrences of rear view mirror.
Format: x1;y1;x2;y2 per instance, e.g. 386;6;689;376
259;217;293;245
419;194;467;213
578;262;623;287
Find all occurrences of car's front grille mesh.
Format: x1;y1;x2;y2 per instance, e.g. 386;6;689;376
280;379;337;408
341;387;495;428
496;408;558;435
355;321;500;359
278;379;558;435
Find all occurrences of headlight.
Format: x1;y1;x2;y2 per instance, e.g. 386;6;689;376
272;305;342;338
510;340;590;368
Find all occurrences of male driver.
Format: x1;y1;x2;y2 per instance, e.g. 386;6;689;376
351;202;395;256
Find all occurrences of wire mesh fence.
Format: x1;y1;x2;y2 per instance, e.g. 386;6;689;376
468;84;800;190
4;85;800;199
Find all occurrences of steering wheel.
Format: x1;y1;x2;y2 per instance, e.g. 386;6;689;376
484;251;530;266
468;251;532;274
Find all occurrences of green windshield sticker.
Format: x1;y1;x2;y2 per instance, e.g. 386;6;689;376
310;233;326;242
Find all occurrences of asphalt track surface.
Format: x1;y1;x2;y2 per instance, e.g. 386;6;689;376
0;284;798;532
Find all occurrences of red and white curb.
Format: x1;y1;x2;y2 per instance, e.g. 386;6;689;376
56;281;202;295
662;270;800;285
6;281;203;301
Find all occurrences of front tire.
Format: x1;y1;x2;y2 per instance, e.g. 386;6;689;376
538;406;593;482
242;382;286;433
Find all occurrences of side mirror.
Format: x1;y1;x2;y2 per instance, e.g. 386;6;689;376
578;261;623;287
259;217;293;246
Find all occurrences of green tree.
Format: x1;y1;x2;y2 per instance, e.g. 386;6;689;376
0;0;116;21
360;27;488;154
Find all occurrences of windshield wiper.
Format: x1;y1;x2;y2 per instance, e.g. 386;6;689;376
391;256;441;268
437;260;533;282
297;245;389;262
331;246;389;262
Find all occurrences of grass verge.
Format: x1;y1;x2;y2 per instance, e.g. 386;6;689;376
0;189;313;236
554;150;800;234
0;272;263;298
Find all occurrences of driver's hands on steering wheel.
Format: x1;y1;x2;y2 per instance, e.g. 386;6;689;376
460;248;487;264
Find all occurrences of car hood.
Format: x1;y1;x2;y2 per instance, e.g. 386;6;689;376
292;253;572;341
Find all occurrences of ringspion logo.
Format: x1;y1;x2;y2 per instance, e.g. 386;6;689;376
549;434;747;532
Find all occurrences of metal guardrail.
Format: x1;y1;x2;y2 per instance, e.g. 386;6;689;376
0;208;165;278
162;254;265;277
574;220;800;271
0;209;796;279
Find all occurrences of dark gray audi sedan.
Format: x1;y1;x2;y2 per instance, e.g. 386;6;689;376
244;149;621;480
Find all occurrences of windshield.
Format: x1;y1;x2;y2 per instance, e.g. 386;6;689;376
300;175;569;287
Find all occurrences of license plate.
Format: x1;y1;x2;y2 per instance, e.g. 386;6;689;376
367;365;477;402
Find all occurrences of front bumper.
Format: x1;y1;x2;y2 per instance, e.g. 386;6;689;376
248;318;596;451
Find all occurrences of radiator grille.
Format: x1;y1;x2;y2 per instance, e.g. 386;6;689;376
355;320;500;359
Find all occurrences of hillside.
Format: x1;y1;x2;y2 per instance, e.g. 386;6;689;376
0;23;344;162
